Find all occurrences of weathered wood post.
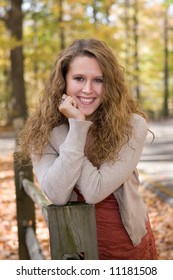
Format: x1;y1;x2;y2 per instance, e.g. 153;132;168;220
14;151;35;259
45;202;98;260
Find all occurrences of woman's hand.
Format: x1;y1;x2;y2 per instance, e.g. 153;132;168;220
59;94;85;121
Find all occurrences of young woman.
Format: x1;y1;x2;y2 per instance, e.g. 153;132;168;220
19;38;157;259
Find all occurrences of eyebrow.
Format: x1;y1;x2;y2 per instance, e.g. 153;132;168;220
72;74;103;78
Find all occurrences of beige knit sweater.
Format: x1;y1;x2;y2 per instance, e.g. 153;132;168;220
32;114;149;246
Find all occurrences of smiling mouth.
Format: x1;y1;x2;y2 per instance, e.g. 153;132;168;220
78;97;95;105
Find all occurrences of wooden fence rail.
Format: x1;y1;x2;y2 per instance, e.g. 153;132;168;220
14;151;98;260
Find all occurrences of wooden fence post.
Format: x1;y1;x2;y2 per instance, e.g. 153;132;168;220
45;202;98;260
14;151;35;259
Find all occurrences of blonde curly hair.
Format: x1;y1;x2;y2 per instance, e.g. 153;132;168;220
18;38;147;166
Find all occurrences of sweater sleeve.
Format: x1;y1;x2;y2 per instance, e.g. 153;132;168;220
32;118;92;205
76;114;148;204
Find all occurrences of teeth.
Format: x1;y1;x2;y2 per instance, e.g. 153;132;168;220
79;97;94;104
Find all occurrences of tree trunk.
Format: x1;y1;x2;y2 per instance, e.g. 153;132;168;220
163;9;169;117
6;0;27;121
92;0;98;27
58;0;65;50
133;0;140;100
124;0;130;76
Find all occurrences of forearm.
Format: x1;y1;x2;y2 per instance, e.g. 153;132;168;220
32;118;92;204
76;115;148;203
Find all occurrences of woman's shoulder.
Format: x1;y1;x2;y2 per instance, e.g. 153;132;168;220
132;113;148;130
51;123;68;133
131;113;148;143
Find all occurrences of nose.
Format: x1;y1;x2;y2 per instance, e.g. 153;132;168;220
82;80;93;94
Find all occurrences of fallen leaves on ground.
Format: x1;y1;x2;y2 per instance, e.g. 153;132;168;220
140;185;173;260
0;153;50;260
0;153;173;260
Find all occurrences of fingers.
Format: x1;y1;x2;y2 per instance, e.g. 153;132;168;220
59;94;77;108
59;94;67;105
58;94;85;120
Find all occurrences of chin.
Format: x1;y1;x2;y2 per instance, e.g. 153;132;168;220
82;111;94;118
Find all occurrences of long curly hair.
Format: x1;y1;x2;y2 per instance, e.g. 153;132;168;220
18;38;147;166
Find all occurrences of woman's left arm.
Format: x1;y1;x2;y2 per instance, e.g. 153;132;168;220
76;115;148;203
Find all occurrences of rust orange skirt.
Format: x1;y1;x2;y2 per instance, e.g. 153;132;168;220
77;192;157;260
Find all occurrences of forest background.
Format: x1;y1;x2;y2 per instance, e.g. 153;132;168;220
0;0;173;261
0;0;173;126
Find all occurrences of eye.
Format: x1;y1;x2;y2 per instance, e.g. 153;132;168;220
95;78;103;84
74;76;84;81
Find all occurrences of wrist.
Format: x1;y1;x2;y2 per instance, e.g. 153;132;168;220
75;111;86;121
76;115;86;121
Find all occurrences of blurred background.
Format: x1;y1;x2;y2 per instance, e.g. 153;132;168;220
0;0;173;126
0;0;173;260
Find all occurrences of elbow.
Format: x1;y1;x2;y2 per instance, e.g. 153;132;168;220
48;196;69;206
81;180;103;204
83;192;102;204
42;182;70;206
44;189;69;205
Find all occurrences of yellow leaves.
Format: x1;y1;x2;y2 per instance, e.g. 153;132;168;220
0;22;23;51
9;37;24;49
0;22;10;50
64;0;93;5
0;0;7;9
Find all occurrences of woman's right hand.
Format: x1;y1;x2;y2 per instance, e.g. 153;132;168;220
59;94;85;121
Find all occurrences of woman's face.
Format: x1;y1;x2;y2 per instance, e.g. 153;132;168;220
65;55;103;119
